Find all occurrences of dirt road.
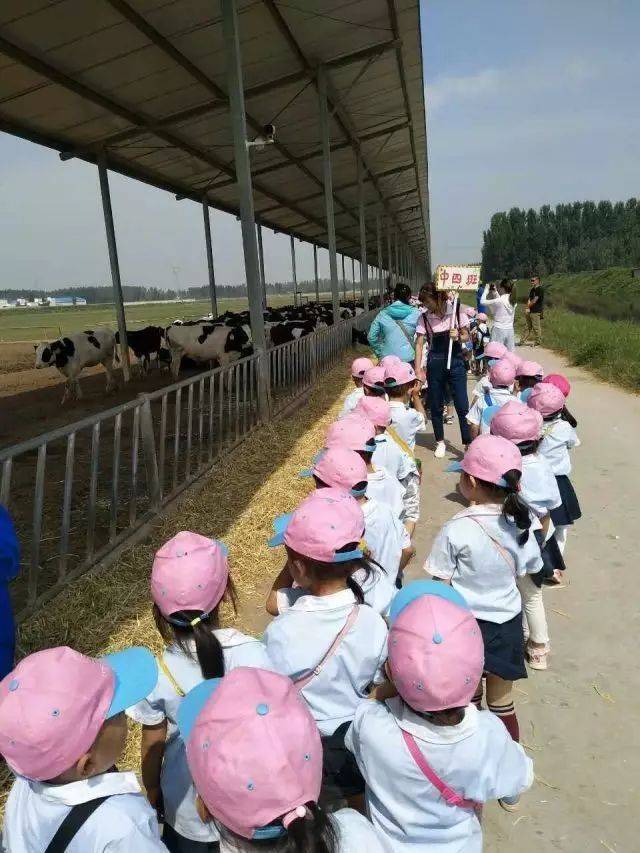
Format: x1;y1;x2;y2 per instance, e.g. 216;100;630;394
406;346;639;852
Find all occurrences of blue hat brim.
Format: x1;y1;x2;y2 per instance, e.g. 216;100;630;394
445;461;463;473
103;647;159;718
177;678;222;741
482;404;502;426
363;441;377;453
520;387;533;402
487;359;498;367
389;580;470;624
350;486;367;497
268;512;293;548
298;469;314;478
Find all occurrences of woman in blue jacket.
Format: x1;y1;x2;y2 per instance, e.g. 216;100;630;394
367;283;420;363
0;505;20;680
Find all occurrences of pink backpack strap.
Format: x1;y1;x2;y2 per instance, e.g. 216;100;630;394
467;516;517;576
293;605;359;691
401;730;479;810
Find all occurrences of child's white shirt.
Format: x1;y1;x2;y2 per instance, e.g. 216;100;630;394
339;387;365;418
372;433;417;480
466;386;517;430
360;498;411;609
345;700;532;853
2;771;166;853
424;505;543;623
470;375;491;402
127;631;272;843
388;401;426;449
538;417;580;475
520;454;562;518
367;467;406;518
264;588;388;736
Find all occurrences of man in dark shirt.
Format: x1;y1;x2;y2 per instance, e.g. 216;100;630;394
521;275;544;346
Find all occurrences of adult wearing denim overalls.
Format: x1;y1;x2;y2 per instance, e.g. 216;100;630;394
0;505;19;679
367;283;421;365
415;282;472;459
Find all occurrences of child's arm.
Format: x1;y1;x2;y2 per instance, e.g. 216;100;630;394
410;383;427;422
266;561;294;616
141;720;167;812
415;334;426;381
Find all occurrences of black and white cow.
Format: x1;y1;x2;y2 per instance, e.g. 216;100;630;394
34;328;118;403
165;322;251;379
115;326;165;375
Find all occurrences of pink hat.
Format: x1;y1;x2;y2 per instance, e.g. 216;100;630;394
476;312;488;322
489;358;516;387
379;354;403;369
354;395;391;427
501;350;522;371
362;365;387;389
490;399;543;443
516;360;544;379
179;668;322;840
152;532;229;618
543;373;571;398
384;362;416;387
0;646;157;781
462;305;477;317
325;415;376;453
484;341;507;359
447;434;522;486
309;447;368;494
389;595;484;712
527;382;565;417
351;356;374;378
269;487;365;563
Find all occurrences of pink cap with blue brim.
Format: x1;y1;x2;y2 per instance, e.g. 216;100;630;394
299;446;368;496
490;399;543;443
354;395;391;427
351;356;374;377
324;415;377;453
527;382;565;417
446;433;522;486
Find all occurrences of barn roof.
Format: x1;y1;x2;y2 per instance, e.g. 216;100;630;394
0;0;430;267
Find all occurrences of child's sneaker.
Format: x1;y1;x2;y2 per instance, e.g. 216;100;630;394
526;643;549;671
434;441;446;459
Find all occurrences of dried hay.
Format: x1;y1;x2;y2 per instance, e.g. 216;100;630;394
3;352;357;809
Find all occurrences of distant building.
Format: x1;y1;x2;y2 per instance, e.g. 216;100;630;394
47;295;88;306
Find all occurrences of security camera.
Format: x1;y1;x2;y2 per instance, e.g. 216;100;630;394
247;124;276;150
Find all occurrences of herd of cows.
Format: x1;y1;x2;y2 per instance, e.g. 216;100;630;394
33;300;372;403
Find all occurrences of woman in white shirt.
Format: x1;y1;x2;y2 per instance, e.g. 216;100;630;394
481;279;517;351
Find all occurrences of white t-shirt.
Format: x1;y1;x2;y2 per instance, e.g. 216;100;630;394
339;387;365;418
424;505;543;622
520;453;562;518
538;416;581;476
264;588;388;736
218;808;392;853
2;772;166;853
372;433;417;480
361;497;411;603
345;700;533;853
470;375;491;402
481;286;516;329
367;467;406;518
127;631;272;842
388;401;426;450
466;386;517;430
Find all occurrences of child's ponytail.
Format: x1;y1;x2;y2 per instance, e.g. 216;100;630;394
501;469;532;545
283;803;338;853
561;405;578;428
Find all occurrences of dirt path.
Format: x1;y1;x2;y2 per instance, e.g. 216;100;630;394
407;346;639;852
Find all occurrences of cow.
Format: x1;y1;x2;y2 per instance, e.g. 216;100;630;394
34;328;118;404
269;319;316;347
165;322;251;379
115;326;165;375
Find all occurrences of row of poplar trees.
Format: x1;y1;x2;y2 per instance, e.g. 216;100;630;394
480;198;640;280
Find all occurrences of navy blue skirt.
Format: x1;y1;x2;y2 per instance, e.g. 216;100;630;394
478;613;527;681
550;474;582;526
532;529;566;587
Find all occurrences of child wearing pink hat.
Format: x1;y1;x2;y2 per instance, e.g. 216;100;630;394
338;357;375;418
128;531;272;852
516;360;544;393
325;415;406;519
382;362;428;452
466;358;517;439
469;340;507;403
470;312;490;376
425;435;543;746
490;401;565;669
299;446;414;611
527;384;581;556
361;365;388;398
346;583;533;850
177;668;389;851
0;646;164;852
264;489;388;806
542;372;579;429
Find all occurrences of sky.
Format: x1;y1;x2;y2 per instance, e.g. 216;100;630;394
1;0;639;290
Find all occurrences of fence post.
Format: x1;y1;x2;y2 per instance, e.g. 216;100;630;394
256;350;272;423
139;395;161;510
310;333;318;383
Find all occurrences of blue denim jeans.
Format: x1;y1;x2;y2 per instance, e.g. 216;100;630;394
427;353;471;445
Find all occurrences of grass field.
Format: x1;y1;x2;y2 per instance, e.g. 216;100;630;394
0;293;336;342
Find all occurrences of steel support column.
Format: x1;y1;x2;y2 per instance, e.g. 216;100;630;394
318;66;340;321
221;0;268;418
376;213;383;305
97;155;130;382
202;199;218;318
290;235;298;305
351;257;356;302
256;220;266;311
357;157;369;310
313;244;319;303
386;222;392;289
342;254;347;300
394;230;399;284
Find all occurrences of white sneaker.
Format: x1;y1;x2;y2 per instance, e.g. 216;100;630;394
434;441;446;459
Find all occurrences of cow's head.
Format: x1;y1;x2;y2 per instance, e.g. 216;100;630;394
34;342;55;368
224;325;250;352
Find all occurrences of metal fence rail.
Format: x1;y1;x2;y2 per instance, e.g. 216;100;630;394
0;309;377;621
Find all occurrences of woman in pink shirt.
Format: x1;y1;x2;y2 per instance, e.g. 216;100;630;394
415;282;472;458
